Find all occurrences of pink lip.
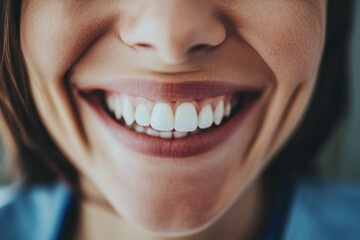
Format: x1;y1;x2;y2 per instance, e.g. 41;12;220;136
76;78;262;158
76;79;264;101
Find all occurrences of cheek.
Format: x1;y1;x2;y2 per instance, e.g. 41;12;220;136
20;1;114;81
19;1;116;175
257;17;325;86
225;0;326;88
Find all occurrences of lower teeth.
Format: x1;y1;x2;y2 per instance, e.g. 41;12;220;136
129;122;199;139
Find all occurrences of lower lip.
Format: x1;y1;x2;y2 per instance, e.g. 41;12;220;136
86;96;257;158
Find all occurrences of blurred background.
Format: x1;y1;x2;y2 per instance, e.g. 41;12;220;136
0;2;359;185
317;0;360;181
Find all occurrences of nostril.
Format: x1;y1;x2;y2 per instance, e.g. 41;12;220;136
188;44;210;53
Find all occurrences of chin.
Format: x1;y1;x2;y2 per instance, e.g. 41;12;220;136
109;181;229;237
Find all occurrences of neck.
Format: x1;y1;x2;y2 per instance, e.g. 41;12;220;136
75;176;274;240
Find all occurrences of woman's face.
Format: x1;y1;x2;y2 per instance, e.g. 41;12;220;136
21;0;326;235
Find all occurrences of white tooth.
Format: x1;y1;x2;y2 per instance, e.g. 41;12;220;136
214;100;224;125
174;131;188;139
150;103;174;131
122;97;135;125
135;104;151;126
198;104;214;129
174;103;198;132
134;125;145;133
225;102;231;117
146;128;160;137
114;96;122;119
159;131;173;139
106;94;116;112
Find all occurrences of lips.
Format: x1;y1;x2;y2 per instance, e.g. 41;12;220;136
77;80;262;158
76;79;264;101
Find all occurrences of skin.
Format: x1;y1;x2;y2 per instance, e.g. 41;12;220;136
20;0;327;239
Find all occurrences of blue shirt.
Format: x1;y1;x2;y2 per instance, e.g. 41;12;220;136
1;178;360;240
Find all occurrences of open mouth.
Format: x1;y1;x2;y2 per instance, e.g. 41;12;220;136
78;81;262;158
82;90;258;136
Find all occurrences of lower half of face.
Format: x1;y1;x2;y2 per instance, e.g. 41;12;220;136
21;0;326;236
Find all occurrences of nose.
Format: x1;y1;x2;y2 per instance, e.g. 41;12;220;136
119;0;226;64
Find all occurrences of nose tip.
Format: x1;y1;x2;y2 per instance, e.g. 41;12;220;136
119;2;226;64
155;23;226;64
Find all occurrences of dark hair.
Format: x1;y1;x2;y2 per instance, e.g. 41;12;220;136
0;0;78;187
0;0;355;186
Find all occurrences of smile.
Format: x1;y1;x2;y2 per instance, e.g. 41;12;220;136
79;80;262;158
104;93;237;139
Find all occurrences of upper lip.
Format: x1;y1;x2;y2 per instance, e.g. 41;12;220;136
74;79;265;101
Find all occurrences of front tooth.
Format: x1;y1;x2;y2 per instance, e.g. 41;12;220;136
151;103;174;131
159;131;173;139
198;104;213;129
135;104;151;126
174;103;198;132
214;100;224;125
122;97;135;125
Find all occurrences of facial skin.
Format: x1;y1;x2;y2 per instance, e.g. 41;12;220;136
20;0;326;239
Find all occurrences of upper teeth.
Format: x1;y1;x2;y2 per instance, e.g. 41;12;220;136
105;93;234;133
174;103;198;132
